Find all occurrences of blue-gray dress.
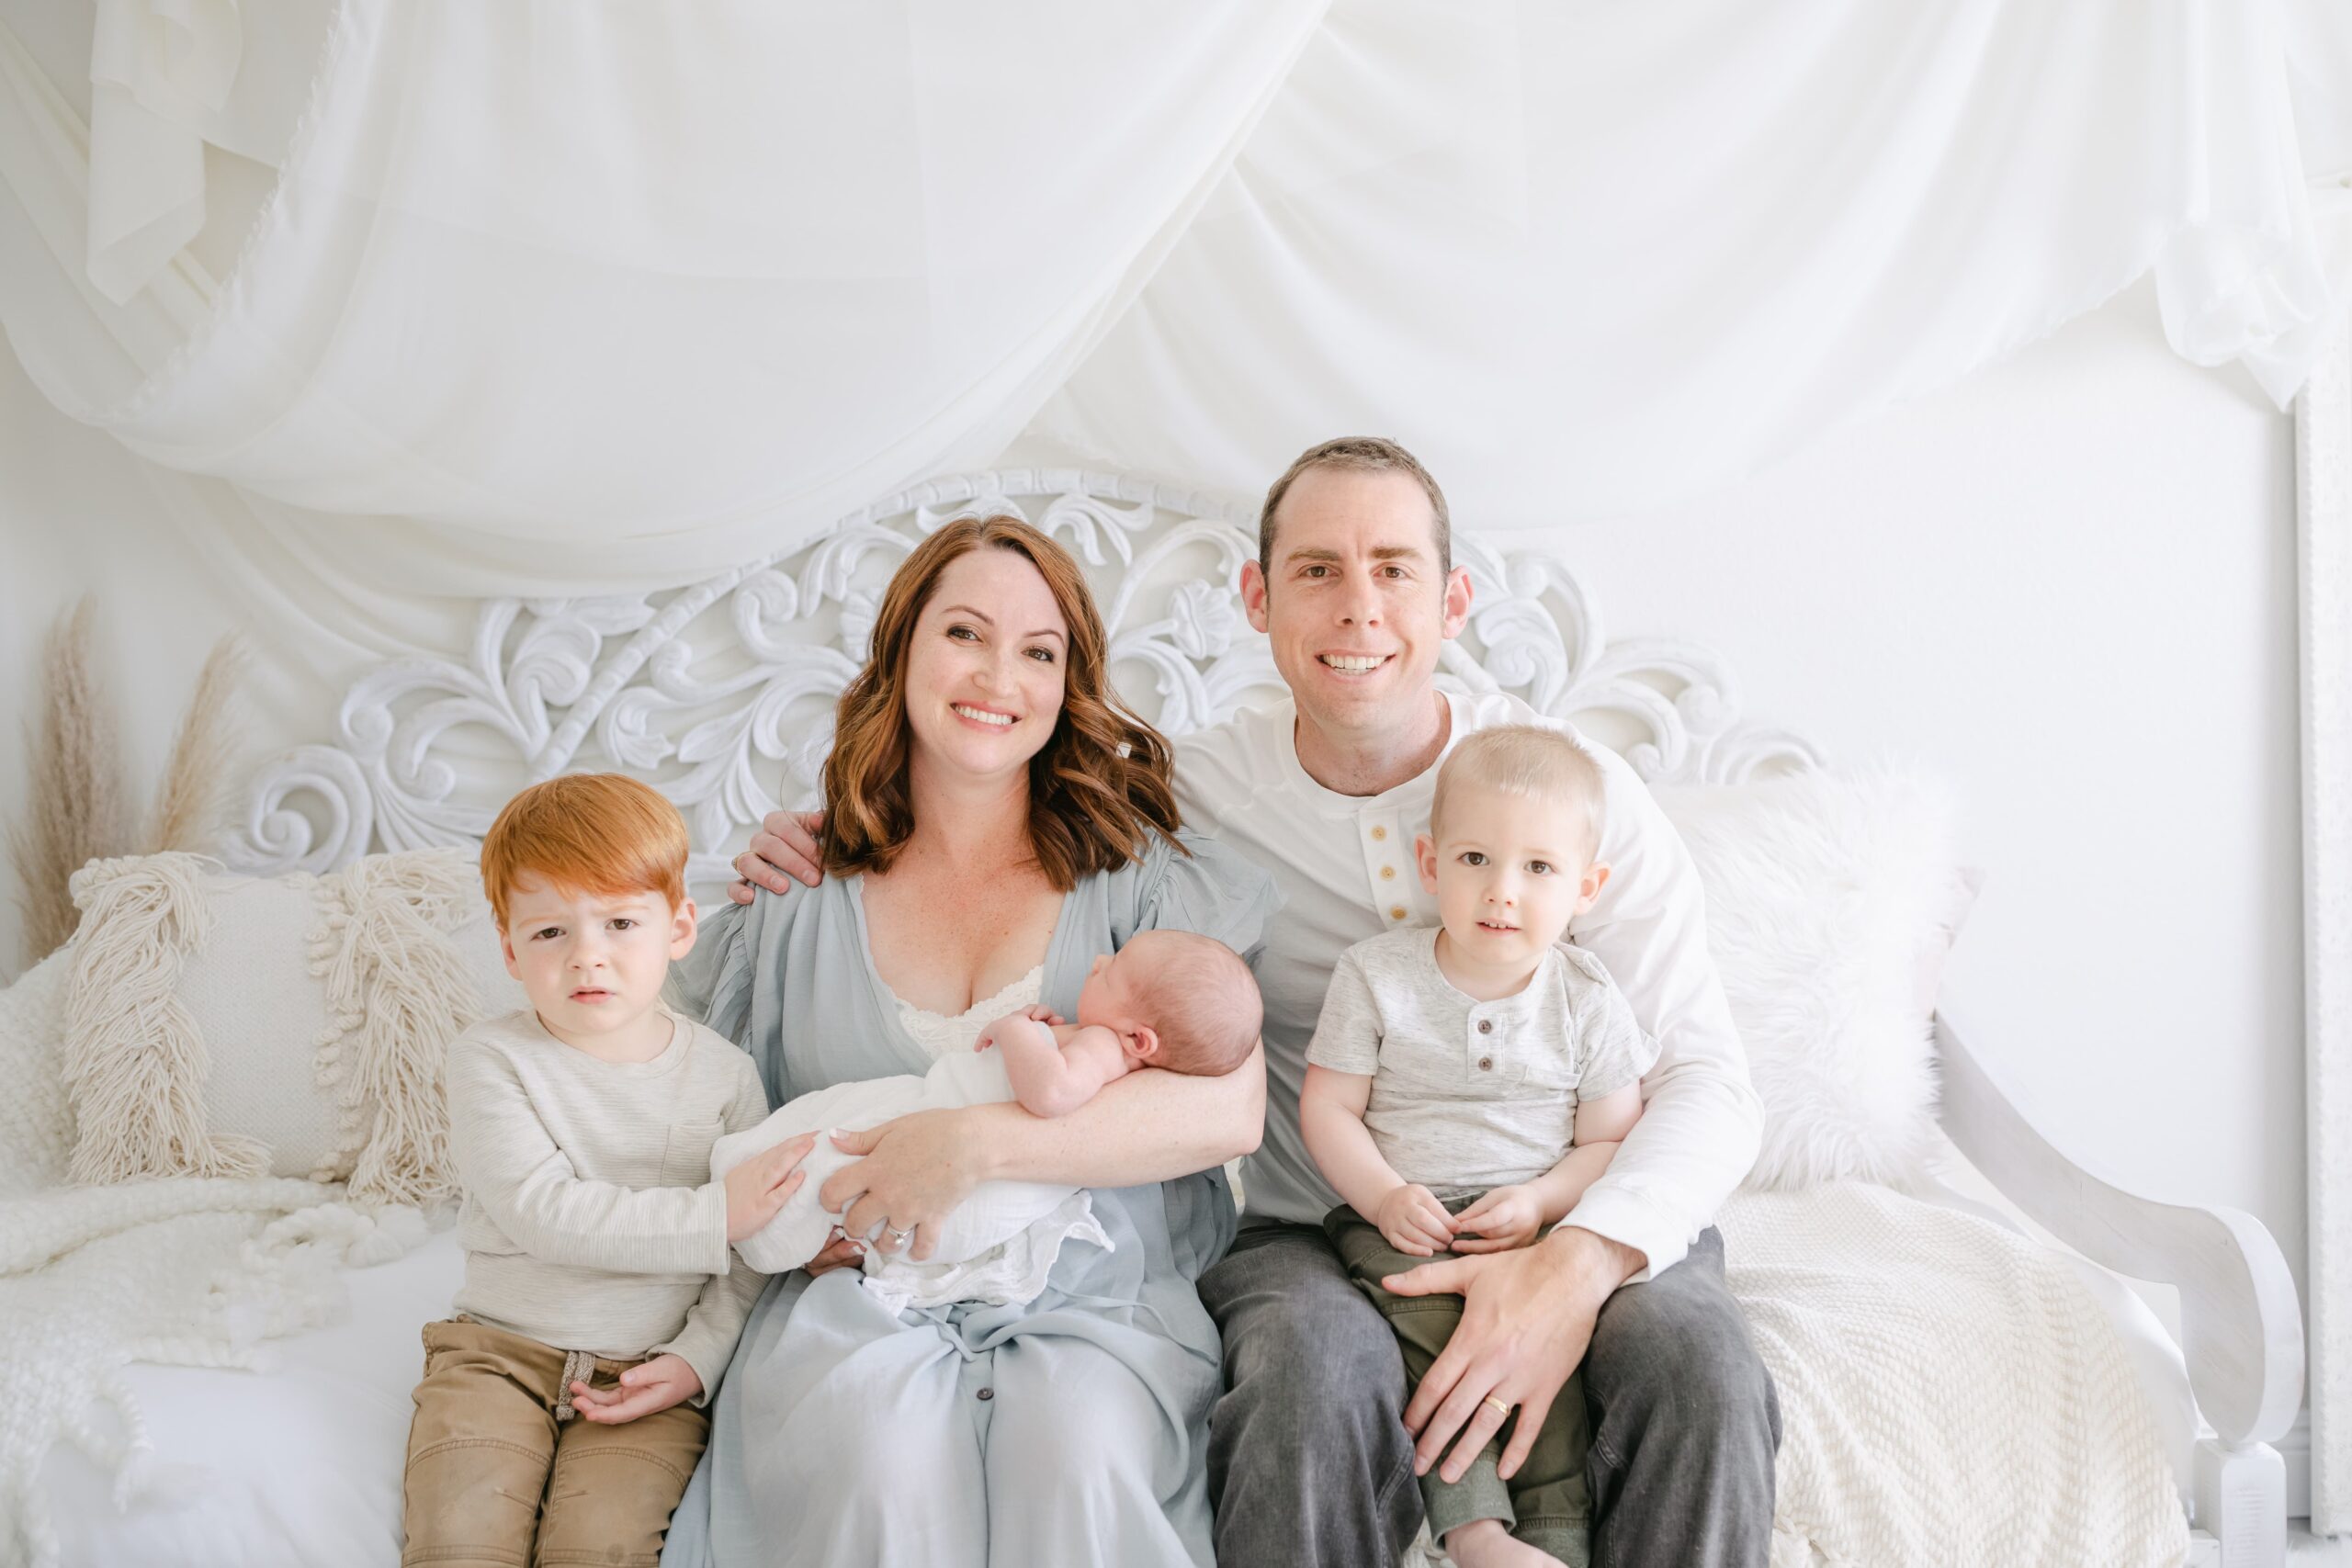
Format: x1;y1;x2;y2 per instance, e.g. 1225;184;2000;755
658;830;1277;1568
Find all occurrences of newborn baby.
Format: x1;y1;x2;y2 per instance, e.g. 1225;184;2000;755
712;929;1261;1311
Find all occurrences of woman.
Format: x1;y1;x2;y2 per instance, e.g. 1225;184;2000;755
660;516;1275;1566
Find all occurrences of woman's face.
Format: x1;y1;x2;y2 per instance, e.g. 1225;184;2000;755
900;546;1071;786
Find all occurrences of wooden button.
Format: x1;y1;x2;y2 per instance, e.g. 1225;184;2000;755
1389;906;1408;921
1379;865;1396;880
1477;1019;1493;1033
1371;825;1388;841
1478;1055;1493;1071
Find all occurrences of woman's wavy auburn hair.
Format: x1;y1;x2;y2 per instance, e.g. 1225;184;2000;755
820;515;1182;890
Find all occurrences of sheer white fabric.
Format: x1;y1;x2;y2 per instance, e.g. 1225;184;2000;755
0;0;2346;596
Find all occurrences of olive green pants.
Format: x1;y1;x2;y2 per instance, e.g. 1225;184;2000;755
401;1316;709;1568
1325;1200;1591;1566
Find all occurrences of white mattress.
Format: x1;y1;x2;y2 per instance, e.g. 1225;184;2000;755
33;1192;2199;1568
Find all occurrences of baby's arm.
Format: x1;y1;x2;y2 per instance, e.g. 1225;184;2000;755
977;1010;1132;1119
1300;1064;1454;1258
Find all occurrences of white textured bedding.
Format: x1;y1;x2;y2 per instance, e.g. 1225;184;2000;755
38;1229;461;1568
32;1185;2198;1568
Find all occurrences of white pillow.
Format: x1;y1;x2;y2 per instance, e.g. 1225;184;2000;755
1657;765;1973;1191
60;848;525;1204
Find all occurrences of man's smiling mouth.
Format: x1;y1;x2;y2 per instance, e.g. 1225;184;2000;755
1317;654;1392;673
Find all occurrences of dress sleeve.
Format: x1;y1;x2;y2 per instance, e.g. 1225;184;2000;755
1124;829;1282;964
673;896;755;1044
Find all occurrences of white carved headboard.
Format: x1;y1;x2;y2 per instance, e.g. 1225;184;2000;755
224;469;1820;888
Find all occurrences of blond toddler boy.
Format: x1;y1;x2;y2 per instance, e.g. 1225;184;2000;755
1300;728;1657;1568
401;774;802;1568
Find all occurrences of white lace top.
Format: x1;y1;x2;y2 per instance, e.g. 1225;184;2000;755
891;965;1044;1059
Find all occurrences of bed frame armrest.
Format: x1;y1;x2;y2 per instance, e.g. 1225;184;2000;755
1932;1010;2303;1447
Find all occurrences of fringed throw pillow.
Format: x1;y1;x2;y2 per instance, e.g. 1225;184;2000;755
58;847;523;1205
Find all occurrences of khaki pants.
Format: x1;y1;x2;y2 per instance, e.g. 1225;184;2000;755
1326;1201;1591;1567
401;1317;709;1568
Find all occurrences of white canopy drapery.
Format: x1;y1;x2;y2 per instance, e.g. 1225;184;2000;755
0;0;2347;604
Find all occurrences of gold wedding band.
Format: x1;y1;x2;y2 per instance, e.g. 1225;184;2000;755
1482;1395;1513;1417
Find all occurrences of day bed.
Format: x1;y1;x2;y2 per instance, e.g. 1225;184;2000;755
2;471;2303;1568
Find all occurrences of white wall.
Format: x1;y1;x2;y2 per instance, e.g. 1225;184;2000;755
0;277;2310;1324
1475;281;2307;1314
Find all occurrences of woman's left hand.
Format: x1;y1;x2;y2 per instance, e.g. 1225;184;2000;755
820;1108;988;1263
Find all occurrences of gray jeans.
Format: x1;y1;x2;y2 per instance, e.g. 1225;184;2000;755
1201;1221;1780;1568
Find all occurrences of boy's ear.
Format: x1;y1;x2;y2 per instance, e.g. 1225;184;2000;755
1127;1024;1160;1064
1577;862;1612;913
498;926;522;981
668;897;698;960
1415;832;1441;895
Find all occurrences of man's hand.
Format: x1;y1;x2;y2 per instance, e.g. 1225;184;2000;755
1383;1225;1644;1483
1447;1184;1543;1253
728;809;825;903
570;1353;701;1425
1375;1181;1455;1258
820;1109;989;1262
723;1134;812;1242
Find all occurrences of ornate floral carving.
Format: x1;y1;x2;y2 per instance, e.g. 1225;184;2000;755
226;470;1819;881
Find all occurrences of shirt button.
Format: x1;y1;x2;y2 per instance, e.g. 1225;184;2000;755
1477;1019;1493;1033
1379;865;1396;880
1389;906;1408;921
1478;1055;1494;1071
978;1387;994;1402
1371;825;1388;841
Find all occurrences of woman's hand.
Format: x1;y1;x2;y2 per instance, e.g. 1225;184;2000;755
819;1108;989;1262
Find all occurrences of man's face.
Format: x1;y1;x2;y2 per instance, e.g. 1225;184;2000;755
1240;466;1472;742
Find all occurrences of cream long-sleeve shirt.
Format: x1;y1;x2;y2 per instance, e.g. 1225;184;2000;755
447;1007;771;1402
1175;689;1762;1280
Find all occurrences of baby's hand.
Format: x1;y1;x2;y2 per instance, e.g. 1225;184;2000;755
723;1134;811;1242
1374;1182;1454;1258
571;1353;700;1425
973;1008;1057;1054
1449;1185;1543;1252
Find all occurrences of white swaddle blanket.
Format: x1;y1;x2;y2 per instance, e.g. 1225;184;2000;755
709;1048;1110;1313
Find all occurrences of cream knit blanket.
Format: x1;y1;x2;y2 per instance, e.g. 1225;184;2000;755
0;1177;425;1568
1724;1183;2188;1568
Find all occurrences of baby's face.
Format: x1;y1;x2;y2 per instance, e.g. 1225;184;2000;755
500;874;695;1045
1414;784;1606;970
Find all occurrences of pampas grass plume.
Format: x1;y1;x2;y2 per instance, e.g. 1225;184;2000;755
149;633;248;854
8;597;129;965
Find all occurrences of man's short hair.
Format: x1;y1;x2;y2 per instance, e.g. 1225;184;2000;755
1428;725;1607;856
1258;436;1452;575
479;773;690;929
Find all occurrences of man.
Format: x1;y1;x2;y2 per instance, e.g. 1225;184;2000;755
733;437;1780;1566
